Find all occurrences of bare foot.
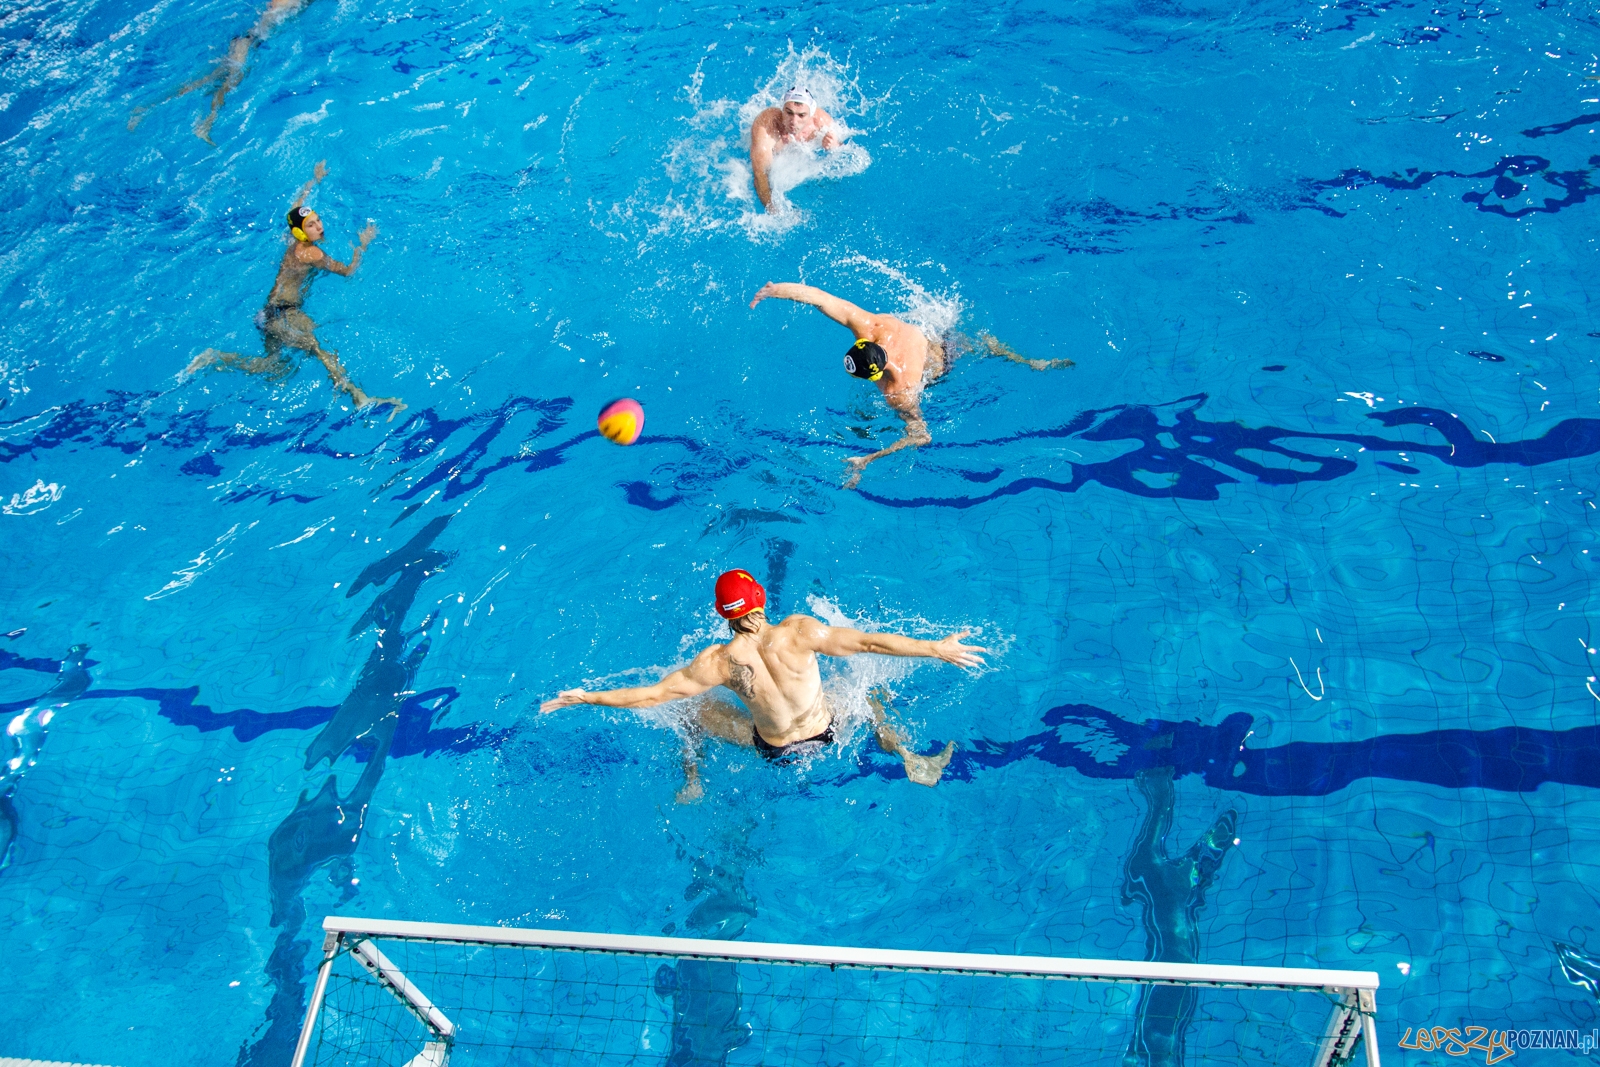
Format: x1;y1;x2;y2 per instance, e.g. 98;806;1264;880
360;396;407;422
900;741;956;787
979;331;1074;371
183;349;222;377
128;106;150;131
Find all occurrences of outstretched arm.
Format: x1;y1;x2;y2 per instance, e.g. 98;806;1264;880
292;160;329;210
540;645;731;712
749;281;876;335
797;617;987;666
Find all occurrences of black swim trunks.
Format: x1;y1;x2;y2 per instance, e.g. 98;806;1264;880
753;721;836;762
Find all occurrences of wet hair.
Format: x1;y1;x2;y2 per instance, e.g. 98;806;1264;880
728;608;767;635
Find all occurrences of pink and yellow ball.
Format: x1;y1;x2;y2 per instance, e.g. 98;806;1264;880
597;398;645;445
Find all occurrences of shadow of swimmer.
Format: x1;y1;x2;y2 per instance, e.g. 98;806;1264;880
238;514;456;1067
0;643;92;873
651;828;758;1067
1121;767;1238;1067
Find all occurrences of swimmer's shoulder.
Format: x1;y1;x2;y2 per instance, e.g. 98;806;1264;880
751;107;783;135
772;614;833;645
691;639;732;662
290;241;326;265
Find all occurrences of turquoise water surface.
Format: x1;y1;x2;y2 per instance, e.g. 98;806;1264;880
3;0;1600;1063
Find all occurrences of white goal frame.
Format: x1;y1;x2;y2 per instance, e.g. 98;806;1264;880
292;915;1381;1067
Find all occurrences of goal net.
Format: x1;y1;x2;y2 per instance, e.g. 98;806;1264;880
291;917;1380;1067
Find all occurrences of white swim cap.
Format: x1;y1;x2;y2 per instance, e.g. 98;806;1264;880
781;85;817;109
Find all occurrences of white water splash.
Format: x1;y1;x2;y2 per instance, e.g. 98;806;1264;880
831;254;966;341
615;43;877;246
3;479;63;516
145;521;257;600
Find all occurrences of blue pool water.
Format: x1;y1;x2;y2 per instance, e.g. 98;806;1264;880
4;0;1600;1062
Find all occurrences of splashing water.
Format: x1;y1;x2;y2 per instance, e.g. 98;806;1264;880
631;43;876;244
830;254;965;343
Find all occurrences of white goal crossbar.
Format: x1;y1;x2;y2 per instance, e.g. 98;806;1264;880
292;914;1382;1067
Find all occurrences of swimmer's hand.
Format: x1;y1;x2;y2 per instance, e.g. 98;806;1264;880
313;160;329;182
540;689;589;713
357;222;377;248
749;281;778;309
842;455;868;490
821;127;841;151
930;631;988;668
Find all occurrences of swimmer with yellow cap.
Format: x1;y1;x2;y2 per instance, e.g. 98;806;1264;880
749;280;946;487
185;162;405;420
748;83;843;210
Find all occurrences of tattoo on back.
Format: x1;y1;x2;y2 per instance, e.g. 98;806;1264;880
729;661;757;701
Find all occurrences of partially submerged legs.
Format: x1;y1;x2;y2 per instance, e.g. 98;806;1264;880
870;687;955;787
677;698;758;804
186;307;406;420
976;331;1074;371
673;689;954;802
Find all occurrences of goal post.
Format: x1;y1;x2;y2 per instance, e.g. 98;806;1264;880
292;915;1381;1067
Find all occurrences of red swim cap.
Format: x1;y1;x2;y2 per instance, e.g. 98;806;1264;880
714;569;766;619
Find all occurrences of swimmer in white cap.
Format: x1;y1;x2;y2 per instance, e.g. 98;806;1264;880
748;85;843;210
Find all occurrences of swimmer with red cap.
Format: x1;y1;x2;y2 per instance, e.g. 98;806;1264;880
540;568;986;803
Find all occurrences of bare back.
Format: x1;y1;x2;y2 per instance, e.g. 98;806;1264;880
858;312;934;403
715;614;834;745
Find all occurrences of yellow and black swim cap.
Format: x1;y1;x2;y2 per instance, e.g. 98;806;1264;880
844;338;888;382
286;206;313;242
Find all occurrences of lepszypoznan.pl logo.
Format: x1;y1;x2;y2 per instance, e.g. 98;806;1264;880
1399;1027;1599;1063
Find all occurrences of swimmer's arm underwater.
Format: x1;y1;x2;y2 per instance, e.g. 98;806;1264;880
843;400;931;488
802;619;988;667
539;644;731;712
749;282;875;336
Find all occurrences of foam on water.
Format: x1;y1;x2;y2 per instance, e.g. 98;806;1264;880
627;43;876;245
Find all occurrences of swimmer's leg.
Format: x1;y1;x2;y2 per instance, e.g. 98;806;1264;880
925;338;950;383
195;35;252;144
184;347;292;379
977;331;1075;371
676;698;757;804
869;687;954;787
274;309;407;420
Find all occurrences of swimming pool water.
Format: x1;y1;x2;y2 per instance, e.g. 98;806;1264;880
4;0;1600;1063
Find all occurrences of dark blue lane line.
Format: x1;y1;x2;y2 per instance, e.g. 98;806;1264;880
1522;113;1600;139
10;384;1599;515
850;704;1600;796
860;398;1600;508
1300;153;1600;218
